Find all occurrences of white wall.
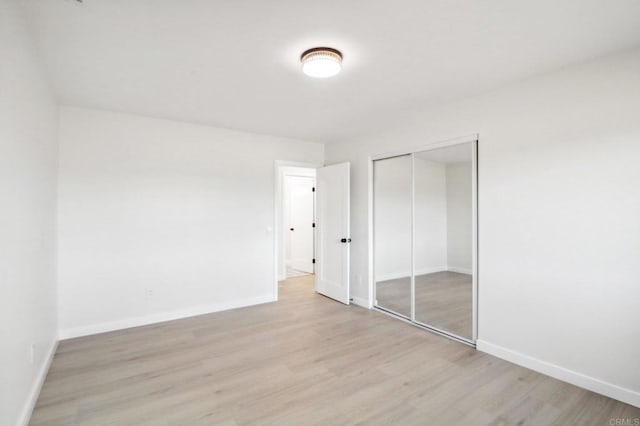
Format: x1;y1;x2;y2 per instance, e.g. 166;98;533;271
414;158;448;274
375;156;471;279
373;155;412;280
445;162;472;273
0;0;59;424
326;48;640;406
58;107;323;338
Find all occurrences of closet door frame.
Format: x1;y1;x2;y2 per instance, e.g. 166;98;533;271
369;134;479;346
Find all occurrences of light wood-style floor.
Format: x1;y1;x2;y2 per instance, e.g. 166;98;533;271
32;275;639;425
376;271;472;339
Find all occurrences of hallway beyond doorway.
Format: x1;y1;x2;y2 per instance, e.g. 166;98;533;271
286;266;311;278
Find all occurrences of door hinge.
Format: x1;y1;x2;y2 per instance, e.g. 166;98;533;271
312;187;315;192
312;222;316;227
312;258;316;264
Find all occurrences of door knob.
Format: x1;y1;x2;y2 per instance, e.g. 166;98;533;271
340;238;351;243
290;228;294;231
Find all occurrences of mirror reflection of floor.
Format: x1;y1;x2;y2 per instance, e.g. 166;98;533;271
376;271;472;340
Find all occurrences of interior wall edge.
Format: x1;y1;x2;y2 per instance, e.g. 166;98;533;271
59;295;276;340
2;0;60;423
476;339;640;408
17;341;58;426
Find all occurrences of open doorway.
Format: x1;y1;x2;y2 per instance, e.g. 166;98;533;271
285;172;315;277
276;165;317;283
274;161;351;306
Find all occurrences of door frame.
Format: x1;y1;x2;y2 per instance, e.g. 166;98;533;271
274;160;323;301
368;133;479;344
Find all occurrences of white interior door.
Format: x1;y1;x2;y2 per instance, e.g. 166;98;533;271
315;162;350;304
287;176;315;273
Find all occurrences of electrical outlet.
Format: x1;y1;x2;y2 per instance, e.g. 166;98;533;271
28;343;35;364
146;289;153;298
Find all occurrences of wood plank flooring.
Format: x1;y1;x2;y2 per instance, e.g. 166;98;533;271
31;275;639;425
376;271;472;339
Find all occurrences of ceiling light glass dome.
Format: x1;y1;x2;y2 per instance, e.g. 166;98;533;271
301;47;342;78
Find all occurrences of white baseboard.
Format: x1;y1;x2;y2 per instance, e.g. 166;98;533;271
477;339;640;408
351;295;370;308
374;271;406;282
416;266;449;276
447;266;472;275
19;340;58;426
376;266;474;281
59;295;276;340
289;259;313;274
376;266;448;282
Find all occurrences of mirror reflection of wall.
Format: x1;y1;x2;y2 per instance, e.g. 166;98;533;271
374;155;412;318
414;143;473;340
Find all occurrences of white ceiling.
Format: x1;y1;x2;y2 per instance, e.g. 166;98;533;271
21;0;640;143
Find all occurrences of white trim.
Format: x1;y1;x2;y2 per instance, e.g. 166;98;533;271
374;266;472;282
59;295;275;340
370;133;479;161
281;168;317;178
375;307;474;347
447;266;473;275
351;296;369;308
18;340;58;426
376;266;449;282
416;266;450;276
410;154;416;322
477;339;640;408
472;138;479;341
367;157;375;309
289;259;314;275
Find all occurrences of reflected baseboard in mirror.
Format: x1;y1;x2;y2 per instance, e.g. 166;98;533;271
375;277;411;318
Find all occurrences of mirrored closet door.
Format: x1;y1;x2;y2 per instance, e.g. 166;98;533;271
374;139;477;344
373;155;412;318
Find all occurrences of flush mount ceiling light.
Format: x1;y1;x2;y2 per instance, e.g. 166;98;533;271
301;47;343;78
